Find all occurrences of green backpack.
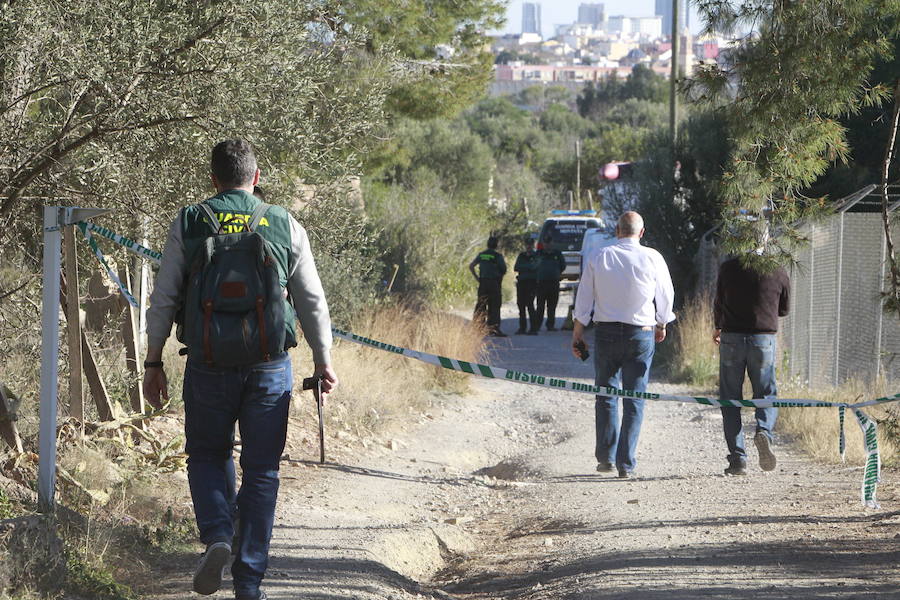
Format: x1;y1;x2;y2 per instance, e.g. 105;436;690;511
176;202;287;367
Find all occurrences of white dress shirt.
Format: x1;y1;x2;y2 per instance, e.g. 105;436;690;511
574;237;675;328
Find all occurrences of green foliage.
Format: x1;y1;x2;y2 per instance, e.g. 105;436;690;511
495;49;542;65
689;0;900;269
341;0;505;119
65;548;137;600
635;112;730;295
0;488;16;520
576;65;669;119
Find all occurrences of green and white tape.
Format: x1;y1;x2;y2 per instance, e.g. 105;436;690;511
80;221;163;266
78;224;140;309
853;408;881;508
76;219;893;506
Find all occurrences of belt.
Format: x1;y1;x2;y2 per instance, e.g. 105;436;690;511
595;321;653;331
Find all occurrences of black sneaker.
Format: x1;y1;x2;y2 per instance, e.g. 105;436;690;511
193;541;231;595
235;590;267;600
489;330;508;337
754;433;777;471
617;468;634;479
514;328;526;335
596;462;614;473
724;457;747;476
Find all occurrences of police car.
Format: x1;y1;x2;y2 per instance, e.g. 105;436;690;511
537;210;605;282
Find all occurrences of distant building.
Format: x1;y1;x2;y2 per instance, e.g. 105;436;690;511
523;2;542;36
633;16;663;39
578;3;606;27
655;0;688;33
607;16;632;36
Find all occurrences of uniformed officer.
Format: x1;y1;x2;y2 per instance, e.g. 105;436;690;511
513;236;539;335
534;233;567;332
469;236;507;337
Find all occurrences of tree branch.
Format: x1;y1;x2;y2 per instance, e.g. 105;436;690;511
880;80;900;317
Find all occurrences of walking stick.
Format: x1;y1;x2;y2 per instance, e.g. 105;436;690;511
302;375;325;463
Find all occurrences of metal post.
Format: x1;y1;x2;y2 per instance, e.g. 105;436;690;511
807;224;815;385
833;213;844;385
575;139;581;209
875;229;887;379
38;206;110;514
38;206;63;514
669;0;679;146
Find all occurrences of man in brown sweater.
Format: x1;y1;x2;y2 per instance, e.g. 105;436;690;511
713;256;790;476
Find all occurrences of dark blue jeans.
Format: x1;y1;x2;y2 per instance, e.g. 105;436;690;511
718;333;778;461
593;323;655;472
183;352;292;597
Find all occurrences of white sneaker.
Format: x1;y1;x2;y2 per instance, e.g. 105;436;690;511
192;541;231;595
754;433;777;472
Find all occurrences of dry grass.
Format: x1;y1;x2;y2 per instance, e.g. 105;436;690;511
671;293;718;387
290;302;486;439
777;379;899;467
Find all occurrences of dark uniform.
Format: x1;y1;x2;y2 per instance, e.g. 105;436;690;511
514;248;539;333
472;248;507;334
534;246;566;331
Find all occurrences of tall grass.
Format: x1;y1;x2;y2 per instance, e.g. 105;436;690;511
778;380;899;466
671;293;719;387
291;302;486;438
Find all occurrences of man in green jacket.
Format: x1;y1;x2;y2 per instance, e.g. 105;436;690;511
534;233;566;332
513;236;539;335
143;139;338;600
469;236;507;336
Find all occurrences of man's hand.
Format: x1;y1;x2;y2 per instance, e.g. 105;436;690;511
313;364;339;397
571;320;586;359
712;328;721;346
655;325;667;344
142;368;169;410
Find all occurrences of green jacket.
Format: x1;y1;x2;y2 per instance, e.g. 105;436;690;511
514;250;539;281
180;189;297;348
473;248;506;280
536;249;566;281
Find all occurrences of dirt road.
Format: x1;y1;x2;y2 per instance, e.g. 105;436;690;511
151;302;900;600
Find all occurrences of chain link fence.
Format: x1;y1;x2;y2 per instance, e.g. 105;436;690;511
695;187;900;387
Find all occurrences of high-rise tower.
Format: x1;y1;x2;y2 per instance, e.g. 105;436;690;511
522;2;542;36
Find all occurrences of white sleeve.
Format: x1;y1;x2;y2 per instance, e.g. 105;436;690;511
573;255;595;326
652;250;676;325
286;215;333;365
145;211;187;351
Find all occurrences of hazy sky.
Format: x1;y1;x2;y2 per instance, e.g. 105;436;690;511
496;1;705;39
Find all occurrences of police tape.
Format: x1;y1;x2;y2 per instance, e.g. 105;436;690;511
76;220;887;506
331;327;883;507
78;223;140;309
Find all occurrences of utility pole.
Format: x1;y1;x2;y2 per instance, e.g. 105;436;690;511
669;0;680;201
575;139;582;210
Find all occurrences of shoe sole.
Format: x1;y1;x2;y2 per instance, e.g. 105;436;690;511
193;542;231;595
755;434;777;472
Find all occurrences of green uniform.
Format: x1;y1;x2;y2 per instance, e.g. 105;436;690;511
473;248;506;333
535;248;566;331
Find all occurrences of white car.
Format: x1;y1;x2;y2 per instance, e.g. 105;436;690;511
537;211;604;281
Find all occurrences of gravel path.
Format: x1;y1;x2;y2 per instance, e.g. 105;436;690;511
148;300;900;599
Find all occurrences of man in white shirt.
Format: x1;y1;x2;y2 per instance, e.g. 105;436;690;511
571;212;675;478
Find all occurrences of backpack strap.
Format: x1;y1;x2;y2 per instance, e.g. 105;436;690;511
247;202;272;232
197;203;222;234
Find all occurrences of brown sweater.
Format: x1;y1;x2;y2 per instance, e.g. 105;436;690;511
714;258;790;334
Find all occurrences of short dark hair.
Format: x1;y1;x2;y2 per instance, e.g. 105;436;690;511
487;236;499;249
211;139;257;187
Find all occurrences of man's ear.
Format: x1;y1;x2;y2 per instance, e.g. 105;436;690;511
252;168;261;186
210;173;219;190
639;227;645;238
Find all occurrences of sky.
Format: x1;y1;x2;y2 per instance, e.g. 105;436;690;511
495;1;705;39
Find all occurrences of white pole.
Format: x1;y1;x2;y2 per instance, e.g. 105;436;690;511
38;206;62;514
138;216;150;356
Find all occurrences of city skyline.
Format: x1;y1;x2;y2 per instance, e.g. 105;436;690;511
497;0;704;39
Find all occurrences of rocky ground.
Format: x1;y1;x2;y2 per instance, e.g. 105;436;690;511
147;301;900;600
